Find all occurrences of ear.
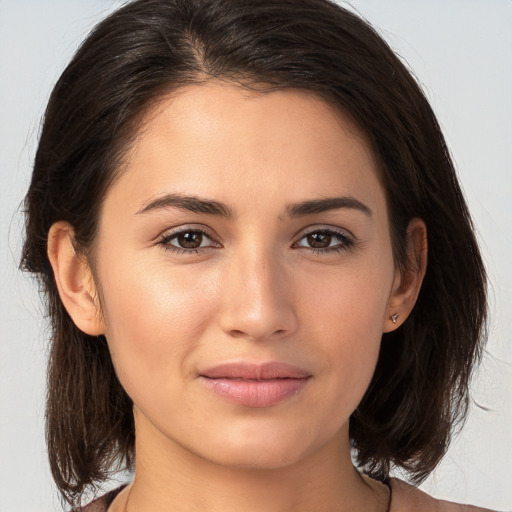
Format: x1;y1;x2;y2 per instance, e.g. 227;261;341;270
47;221;104;336
383;218;427;333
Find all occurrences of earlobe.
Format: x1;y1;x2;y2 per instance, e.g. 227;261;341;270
47;221;104;336
383;218;427;333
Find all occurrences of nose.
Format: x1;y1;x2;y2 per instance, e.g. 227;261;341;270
218;247;298;342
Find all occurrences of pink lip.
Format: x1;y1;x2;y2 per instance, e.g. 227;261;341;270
199;362;311;407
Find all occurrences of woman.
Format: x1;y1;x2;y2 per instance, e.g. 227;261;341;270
21;0;492;510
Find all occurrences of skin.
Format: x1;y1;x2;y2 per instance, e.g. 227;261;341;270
48;82;426;511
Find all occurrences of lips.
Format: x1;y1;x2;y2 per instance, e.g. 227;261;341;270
199;362;311;408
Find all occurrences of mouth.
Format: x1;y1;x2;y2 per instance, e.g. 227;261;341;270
198;362;312;408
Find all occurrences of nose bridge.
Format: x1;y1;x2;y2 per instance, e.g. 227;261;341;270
219;242;296;340
241;245;279;306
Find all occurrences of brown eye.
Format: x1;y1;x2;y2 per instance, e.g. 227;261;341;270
306;232;332;248
160;229;216;252
176;231;204;249
295;229;353;253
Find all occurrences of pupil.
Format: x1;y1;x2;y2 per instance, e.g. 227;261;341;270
178;232;202;248
308;232;331;248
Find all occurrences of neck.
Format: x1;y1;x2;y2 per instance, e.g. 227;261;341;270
114;414;388;512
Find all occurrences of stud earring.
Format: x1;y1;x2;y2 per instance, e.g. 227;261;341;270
391;313;399;324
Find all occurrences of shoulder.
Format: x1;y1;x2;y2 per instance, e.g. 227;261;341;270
73;486;127;512
389;478;496;512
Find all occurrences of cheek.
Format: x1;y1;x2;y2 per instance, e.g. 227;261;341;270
97;256;219;392
300;257;392;336
296;258;393;394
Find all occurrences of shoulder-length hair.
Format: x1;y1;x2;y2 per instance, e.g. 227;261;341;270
21;0;487;506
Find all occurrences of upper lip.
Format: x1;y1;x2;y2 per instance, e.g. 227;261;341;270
199;362;311;380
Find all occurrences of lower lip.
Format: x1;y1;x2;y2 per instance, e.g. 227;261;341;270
200;377;310;407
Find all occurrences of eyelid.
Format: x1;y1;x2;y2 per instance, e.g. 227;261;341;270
156;224;218;239
156;225;222;250
292;225;357;252
155;224;357;254
293;224;356;241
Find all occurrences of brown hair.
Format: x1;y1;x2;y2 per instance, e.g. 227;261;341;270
21;0;487;506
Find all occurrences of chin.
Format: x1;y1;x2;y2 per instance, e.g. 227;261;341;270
209;444;307;471
194;422;329;471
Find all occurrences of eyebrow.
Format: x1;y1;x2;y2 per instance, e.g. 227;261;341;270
286;196;372;218
136;193;372;218
136;193;234;217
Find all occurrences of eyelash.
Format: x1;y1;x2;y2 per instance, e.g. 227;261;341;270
157;227;356;256
293;228;355;255
158;227;218;255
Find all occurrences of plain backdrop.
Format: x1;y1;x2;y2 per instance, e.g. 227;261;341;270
1;1;511;510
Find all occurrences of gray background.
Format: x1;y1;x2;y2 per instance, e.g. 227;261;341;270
1;1;511;510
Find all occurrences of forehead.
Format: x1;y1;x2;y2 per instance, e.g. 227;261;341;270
139;83;369;155
109;82;386;219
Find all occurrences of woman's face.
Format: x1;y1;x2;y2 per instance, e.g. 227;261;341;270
91;83;401;468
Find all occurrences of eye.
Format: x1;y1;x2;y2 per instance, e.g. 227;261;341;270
158;228;219;253
294;229;354;253
172;231;208;249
